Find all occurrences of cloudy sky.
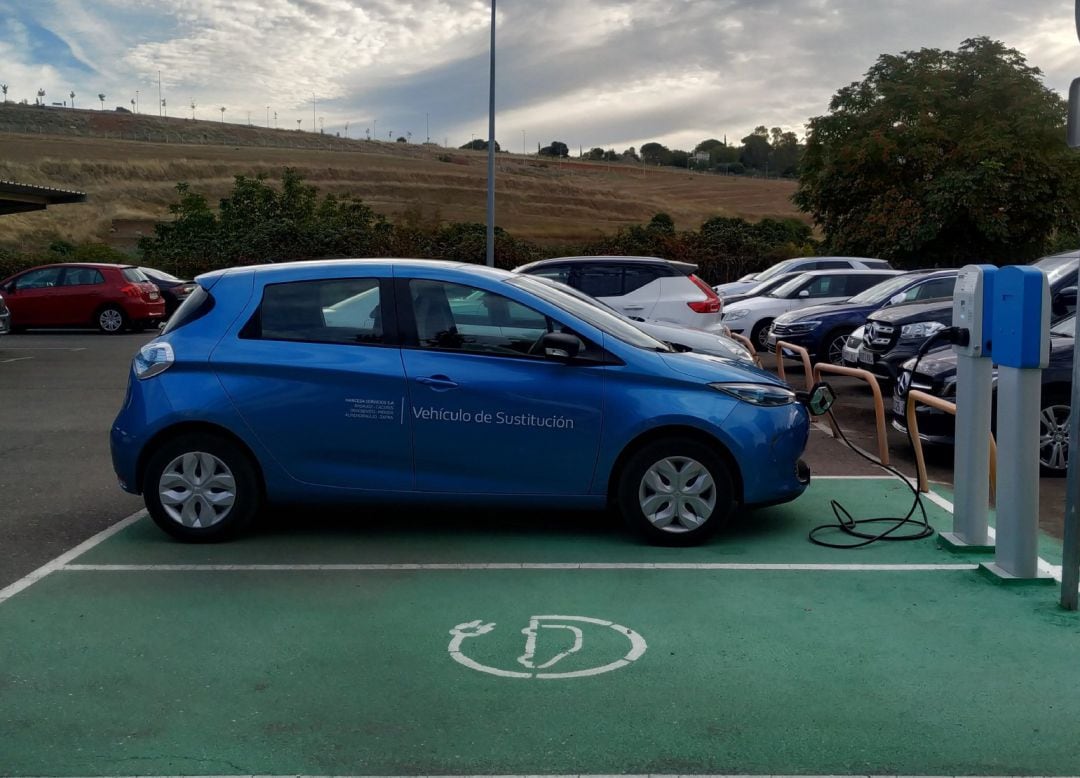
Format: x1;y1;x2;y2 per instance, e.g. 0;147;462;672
1;0;1078;152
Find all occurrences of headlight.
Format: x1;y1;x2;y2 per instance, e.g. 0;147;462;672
710;382;796;406
723;341;753;362
900;321;946;339
133;341;174;379
780;320;820;334
723;309;749;321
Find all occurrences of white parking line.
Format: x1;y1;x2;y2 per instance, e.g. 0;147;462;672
0;347;87;351
0;356;32;363
7;774;1075;778
0;510;145;605
61;562;979;572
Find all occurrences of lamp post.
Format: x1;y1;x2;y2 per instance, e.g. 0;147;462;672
485;0;496;267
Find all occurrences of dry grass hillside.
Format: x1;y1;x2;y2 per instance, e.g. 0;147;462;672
0;103;805;251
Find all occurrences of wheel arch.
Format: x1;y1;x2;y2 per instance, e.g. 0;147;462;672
606;425;744;506
135;420;265;497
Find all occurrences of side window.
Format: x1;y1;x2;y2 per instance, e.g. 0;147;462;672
622;265;662;294
253;278;385;345
844;275;887;296
572;265;623;298
62;268;105;286
914;277;956;301
801;275;840;297
529;265;571;284
409;280;552;357
15;267;64;290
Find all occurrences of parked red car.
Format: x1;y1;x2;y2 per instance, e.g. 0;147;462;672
0;263;166;333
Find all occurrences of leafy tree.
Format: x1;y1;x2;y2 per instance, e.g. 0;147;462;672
460;139;500;151
584;147;605;161
770;131;801;177
603;149;619;162
670;149;690;168
795;37;1080;266
739;126;771;171
640;142;672;165
539;141;569;158
694;138;725;155
621;147;640;162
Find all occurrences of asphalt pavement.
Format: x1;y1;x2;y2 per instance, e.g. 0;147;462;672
0;331;150;588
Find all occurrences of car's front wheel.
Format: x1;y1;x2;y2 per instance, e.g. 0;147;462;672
617;437;735;546
751;319;774;350
143;433;262;541
820;328;852;366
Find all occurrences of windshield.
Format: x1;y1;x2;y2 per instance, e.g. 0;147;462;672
1050;315;1075;338
141;267;183;282
755;259;801;282
846;274;918;305
768;272;813;298
1044;258;1079;287
508;275;671;351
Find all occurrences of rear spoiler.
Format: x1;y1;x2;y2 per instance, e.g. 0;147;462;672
670;260;699;276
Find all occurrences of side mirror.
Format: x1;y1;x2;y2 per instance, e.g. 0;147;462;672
1053;286;1077;314
797;382;837;417
797;289;810;298
540;331;582;362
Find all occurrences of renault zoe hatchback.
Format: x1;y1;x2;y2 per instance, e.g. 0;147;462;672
112;260;814;545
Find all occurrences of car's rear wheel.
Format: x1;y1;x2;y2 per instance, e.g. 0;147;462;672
1039;392;1070;477
143;433;262;541
820;328;853;366
751;319;774;350
96;306;126;334
617;437;735;546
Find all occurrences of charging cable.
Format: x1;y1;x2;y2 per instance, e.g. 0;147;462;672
808;326;968;549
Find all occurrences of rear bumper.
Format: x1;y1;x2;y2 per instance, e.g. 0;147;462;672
0;310;9;335
126;300;167;321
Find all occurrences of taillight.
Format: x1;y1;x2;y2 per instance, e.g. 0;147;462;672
687;274;722;314
133;341;174;380
119;283;142;298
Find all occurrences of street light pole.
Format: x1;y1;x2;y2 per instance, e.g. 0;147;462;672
485;0;496;267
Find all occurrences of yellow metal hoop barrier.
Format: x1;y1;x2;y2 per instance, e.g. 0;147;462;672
906;389;997;499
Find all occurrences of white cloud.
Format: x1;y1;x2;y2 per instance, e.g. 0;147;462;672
2;0;1079;148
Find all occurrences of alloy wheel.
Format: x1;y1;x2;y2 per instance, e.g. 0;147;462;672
99;308;124;332
1039;404;1071;473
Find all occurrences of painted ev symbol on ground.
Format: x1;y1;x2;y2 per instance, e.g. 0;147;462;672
448;615;647;679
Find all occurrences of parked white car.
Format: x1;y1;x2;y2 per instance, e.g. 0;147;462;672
721;269;901;349
714;256;892;298
514;256;724;332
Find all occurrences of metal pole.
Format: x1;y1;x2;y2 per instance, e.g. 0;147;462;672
946;355;993;547
1062;267;1080;608
485;0;496;267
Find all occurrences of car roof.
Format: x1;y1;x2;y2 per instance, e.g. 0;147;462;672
515;255;697;274
199;258;517;284
786;269;900;278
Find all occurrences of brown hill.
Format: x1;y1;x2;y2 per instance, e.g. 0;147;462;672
0;102;806;252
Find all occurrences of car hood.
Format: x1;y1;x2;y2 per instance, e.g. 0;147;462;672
868;299;952;325
777;300;864;322
910;336;1076;379
639;320;751;362
660;350;783;385
715;281;758;297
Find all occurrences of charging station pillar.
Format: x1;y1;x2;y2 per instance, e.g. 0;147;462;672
985;266;1051;582
943;265;996;549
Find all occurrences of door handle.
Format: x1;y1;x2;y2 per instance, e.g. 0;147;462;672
416;375;459;390
622;305;646;311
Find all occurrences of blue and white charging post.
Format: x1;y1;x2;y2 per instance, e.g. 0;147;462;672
984;267;1052;581
942;265;996;550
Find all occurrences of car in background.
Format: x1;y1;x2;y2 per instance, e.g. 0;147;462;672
529;276;753;363
514;256;724;332
140;267;197;317
0;292;10;336
716;271;804;306
852;253;1078;383
767;269;958;364
892;315;1074;476
112;259;819;546
720;269;901;350
713;256;892;298
0;263;165;334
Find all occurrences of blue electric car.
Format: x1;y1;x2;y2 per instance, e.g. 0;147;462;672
112;260;822;545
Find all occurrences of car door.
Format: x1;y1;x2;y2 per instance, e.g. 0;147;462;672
3;267;65;325
56;267;107;324
780;274;850;313
398;277;604;495
212;275;414;491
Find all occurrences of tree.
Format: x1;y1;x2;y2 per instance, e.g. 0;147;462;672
1;84;8;102
219;106;226;123
694;138;725;155
98;92;105;109
739;126;771;172
603;149;619;162
460;139;500;151
69;90;75;108
538;140;569;158
584;147;605;161
795;37;1080;266
396;136;407;143
621;147;640;162
640;142;672;165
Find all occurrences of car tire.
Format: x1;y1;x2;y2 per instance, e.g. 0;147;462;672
1038;391;1070;478
751;319;774;350
143;433;262;542
819;328;853;366
617;437;735;546
96;305;127;334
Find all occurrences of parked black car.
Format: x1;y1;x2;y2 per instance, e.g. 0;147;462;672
892;315;1074;476
139;267;196;317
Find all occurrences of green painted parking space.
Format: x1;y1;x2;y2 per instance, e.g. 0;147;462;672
2;477;1078;777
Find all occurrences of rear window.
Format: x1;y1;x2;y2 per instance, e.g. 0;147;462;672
161;286;213;334
122;268;150;283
